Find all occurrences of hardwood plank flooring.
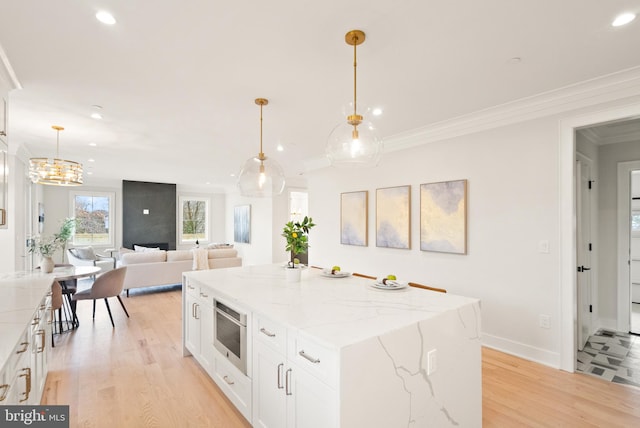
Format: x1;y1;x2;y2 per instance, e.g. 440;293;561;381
43;285;640;427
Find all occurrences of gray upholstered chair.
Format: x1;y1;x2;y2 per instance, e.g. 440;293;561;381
72;267;129;328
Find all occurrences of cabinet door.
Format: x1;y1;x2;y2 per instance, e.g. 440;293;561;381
253;342;287;428
287;365;338;428
185;294;200;355
199;301;214;374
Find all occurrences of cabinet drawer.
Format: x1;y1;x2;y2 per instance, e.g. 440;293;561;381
185;281;199;297
254;315;287;354
213;354;252;421
288;334;338;389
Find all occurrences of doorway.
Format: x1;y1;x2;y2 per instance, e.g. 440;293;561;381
630;171;640;334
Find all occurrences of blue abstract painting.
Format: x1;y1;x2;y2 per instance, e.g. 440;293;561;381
341;191;368;246
420;180;467;254
376;186;410;249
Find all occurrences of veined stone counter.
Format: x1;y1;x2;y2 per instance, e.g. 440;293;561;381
0;271;53;370
184;264;482;427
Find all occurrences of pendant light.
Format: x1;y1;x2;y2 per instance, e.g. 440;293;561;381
326;30;382;167
29;125;84;186
237;98;285;197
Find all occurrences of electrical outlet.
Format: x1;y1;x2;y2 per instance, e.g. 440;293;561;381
427;349;437;375
539;314;551;329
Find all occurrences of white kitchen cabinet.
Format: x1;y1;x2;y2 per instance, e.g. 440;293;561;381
1;293;51;406
184;283;214;375
252;316;338;428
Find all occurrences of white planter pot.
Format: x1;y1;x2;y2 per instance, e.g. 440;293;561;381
285;267;302;282
40;256;55;273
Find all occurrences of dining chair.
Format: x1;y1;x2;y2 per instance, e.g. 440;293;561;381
352;273;376;280
408;282;447;293
72;267;130;328
51;281;63;347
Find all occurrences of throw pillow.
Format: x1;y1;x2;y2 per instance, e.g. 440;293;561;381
134;245;161;252
74;246;96;260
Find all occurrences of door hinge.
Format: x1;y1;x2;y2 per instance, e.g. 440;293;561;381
589;243;592;251
589;304;593;313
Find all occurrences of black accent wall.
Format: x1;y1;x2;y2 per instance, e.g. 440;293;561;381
122;180;176;250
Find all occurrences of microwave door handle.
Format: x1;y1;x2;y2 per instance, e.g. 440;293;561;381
216;307;244;326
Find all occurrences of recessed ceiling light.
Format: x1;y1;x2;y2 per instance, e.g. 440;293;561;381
89;142;97;147
88;158;95;163
277;144;284;152
96;11;116;25
230;173;236;177
206;181;211;185
508;57;522;64
87;171;93;175
372;108;383;116
612;13;636;27
91;113;103;120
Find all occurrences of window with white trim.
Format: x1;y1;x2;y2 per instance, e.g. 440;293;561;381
70;191;115;246
179;196;210;244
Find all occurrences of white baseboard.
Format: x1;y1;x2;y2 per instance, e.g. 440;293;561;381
595;317;617;332
482;333;560;369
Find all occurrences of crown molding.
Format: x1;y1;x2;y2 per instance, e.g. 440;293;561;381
384;66;640;153
304;66;640;171
0;43;22;90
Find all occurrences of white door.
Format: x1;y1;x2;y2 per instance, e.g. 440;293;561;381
576;157;593;350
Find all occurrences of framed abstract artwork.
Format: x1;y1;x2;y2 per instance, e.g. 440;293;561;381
340;191;368;246
234;205;251;244
420;179;467;254
376;186;411;249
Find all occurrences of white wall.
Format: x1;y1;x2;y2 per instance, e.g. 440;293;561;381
226;191;274;265
308;117;561;365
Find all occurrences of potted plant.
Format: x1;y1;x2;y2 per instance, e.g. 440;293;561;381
28;234;62;273
282;216;315;281
28;217;76;272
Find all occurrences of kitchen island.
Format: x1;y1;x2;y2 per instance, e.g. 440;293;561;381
182;264;481;427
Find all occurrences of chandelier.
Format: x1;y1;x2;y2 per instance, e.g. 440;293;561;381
326;29;382;167
29;125;83;186
237;98;285;197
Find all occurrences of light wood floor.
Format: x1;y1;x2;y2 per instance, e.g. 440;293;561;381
43;285;640;427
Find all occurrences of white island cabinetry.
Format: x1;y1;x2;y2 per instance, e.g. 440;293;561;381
182;264;482;427
252;314;338;428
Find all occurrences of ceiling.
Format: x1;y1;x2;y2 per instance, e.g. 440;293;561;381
1;1;640;191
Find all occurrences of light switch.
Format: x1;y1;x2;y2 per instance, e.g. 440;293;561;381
143;209;149;215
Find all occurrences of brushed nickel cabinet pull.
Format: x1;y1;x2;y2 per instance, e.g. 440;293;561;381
277;363;284;389
200;292;208;298
299;350;321;364
223;375;235;385
260;327;276;338
285;368;292;396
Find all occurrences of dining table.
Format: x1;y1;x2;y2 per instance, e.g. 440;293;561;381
51;265;102;331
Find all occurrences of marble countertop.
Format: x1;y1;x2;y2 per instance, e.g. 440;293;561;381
0;271;54;371
185;264;480;350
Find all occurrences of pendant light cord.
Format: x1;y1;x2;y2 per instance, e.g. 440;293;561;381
259;102;264;158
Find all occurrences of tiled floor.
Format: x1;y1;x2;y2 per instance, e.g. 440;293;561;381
577;329;640;388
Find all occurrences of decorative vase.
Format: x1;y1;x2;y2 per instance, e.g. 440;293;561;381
40;256;55;273
285;267;302;283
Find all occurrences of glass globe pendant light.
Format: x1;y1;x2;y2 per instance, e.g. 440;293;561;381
326;30;382;167
237;98;285;197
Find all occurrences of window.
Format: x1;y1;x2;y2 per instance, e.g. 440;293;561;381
180;196;209;243
632;211;640;235
70;191;115;246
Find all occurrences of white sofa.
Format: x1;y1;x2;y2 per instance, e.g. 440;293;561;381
117;248;242;296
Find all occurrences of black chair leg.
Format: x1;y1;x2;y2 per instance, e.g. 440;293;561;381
104;298;115;327
116;295;130;318
92;299;96;319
